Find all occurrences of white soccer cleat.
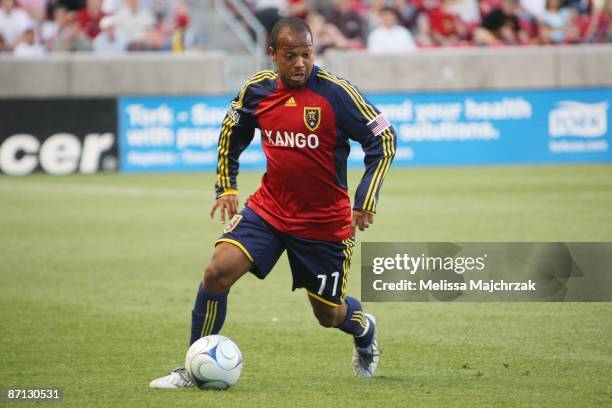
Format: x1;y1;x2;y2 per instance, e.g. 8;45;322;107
352;314;380;378
149;367;194;389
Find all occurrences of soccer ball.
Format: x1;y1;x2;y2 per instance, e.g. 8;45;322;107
185;335;243;390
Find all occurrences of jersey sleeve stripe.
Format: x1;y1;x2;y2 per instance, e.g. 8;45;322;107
364;128;395;211
362;159;385;210
217;71;276;192
217;112;236;189
364;155;393;211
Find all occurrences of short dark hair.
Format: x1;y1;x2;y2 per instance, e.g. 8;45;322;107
270;17;312;50
380;6;401;21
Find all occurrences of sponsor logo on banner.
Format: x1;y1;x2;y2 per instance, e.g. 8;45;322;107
0;133;116;176
548;101;609;154
0;99;118;175
549;101;608;138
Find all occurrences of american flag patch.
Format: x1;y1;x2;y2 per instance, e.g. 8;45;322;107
367;114;391;136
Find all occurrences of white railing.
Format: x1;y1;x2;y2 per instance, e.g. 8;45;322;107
213;0;267;71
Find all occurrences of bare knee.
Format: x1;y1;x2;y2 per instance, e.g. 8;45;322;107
202;242;252;294
203;262;233;294
313;305;343;328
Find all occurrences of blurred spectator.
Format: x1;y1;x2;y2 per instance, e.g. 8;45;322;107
75;0;105;38
0;0;33;49
288;0;309;19
13;26;45;56
93;14;128;52
169;12;198;51
413;10;436;46
394;0;420;28
325;0;367;47
446;0;480;26
367;6;417;52
306;11;350;54
250;0;286;35
101;0;120;14
0;33;7;51
584;0;612;41
22;1;48;39
51;10;92;50
366;0;385;30
563;0;590;14
539;0;578;42
521;0;547;18
474;0;530;44
427;0;470;46
40;5;67;48
115;0;154;49
55;0;86;11
144;10;171;49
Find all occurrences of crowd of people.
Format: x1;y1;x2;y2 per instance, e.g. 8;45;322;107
0;0;199;55
1;0;611;56
249;0;612;53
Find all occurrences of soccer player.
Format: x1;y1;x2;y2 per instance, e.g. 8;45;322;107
150;16;396;388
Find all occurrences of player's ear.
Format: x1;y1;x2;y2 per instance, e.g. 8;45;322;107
267;46;276;63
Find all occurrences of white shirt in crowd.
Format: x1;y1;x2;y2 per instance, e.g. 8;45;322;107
367;25;417;54
0;7;32;46
13;41;45;57
114;5;154;43
521;0;547;18
93;29;129;53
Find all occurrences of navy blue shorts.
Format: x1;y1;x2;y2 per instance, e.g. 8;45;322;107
216;206;355;307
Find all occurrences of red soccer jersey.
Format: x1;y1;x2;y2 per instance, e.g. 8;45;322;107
215;67;396;242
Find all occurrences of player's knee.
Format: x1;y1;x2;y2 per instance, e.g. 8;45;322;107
313;306;342;328
203;263;232;294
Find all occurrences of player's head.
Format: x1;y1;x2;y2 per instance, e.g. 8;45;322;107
268;17;314;89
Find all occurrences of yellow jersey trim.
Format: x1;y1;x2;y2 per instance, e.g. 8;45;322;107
307;290;341;307
218;188;239;197
215;238;254;263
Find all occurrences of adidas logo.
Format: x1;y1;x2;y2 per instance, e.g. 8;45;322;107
284;97;296;107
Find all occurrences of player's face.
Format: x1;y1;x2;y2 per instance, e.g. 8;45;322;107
269;29;314;89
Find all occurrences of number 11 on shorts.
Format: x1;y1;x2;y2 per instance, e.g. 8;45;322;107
317;272;340;296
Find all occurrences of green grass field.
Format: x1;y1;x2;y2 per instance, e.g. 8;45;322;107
1;165;611;407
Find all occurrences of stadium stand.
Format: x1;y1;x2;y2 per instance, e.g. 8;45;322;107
1;0;611;57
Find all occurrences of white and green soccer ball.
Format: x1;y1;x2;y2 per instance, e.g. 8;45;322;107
185;335;243;390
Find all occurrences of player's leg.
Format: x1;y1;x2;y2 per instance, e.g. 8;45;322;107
189;242;252;345
307;294;373;347
151;207;285;389
286;237;379;377
307;291;379;378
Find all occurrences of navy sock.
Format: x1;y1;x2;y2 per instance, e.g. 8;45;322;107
190;284;228;345
337;296;374;348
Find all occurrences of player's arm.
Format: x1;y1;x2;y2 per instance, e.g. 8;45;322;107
211;95;256;223
334;80;397;234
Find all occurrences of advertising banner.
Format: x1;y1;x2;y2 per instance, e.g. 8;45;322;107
368;87;612;166
0;99;118;175
118;96;264;173
118;88;612;172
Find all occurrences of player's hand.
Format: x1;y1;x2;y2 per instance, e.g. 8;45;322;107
210;194;239;224
351;210;374;238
